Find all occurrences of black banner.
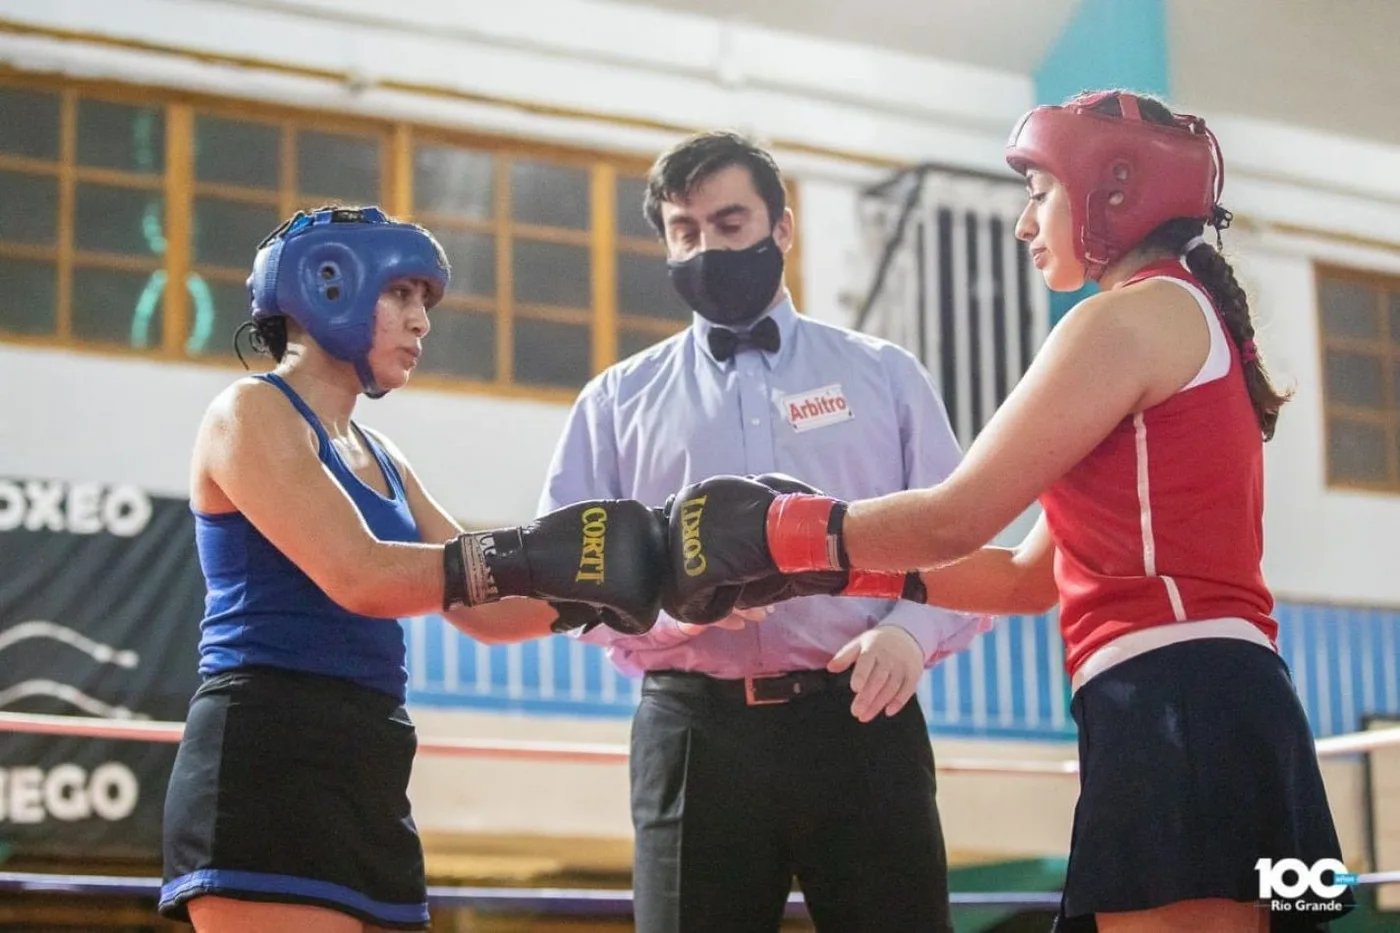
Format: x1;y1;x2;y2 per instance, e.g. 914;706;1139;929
0;477;202;859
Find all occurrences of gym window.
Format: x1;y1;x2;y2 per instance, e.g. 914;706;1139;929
0;74;768;398
1316;264;1400;492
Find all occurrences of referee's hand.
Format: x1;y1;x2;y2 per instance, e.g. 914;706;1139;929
827;625;923;723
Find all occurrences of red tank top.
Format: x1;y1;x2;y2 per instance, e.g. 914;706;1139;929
1041;261;1278;677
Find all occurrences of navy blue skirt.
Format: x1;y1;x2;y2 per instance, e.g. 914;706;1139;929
1055;638;1354;932
160;666;428;929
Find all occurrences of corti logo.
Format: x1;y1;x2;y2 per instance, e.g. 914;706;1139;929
575;507;607;583
680;495;707;577
1255;858;1355;913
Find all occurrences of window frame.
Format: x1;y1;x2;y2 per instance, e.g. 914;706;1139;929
0;71;805;401
1315;262;1400;493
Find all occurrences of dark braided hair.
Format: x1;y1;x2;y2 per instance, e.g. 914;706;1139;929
1178;228;1291;440
1089;92;1292;441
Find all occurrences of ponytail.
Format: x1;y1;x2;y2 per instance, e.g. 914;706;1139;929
233;316;289;369
1139;213;1293;441
1180;239;1291;441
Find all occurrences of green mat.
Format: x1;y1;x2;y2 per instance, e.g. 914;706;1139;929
949;857;1066;932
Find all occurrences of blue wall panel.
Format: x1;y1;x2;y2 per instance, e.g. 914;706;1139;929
404;601;1400;742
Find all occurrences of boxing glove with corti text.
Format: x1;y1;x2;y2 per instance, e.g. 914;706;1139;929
444;499;668;635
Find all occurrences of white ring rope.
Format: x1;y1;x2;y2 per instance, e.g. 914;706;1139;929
2;711;1399;773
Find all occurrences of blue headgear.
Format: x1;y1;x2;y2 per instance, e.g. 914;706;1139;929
248;206;450;397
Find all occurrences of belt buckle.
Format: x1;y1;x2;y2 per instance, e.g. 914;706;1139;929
743;673;794;706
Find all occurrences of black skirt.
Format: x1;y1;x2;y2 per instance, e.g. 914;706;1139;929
1055;638;1355;932
159;666;428;929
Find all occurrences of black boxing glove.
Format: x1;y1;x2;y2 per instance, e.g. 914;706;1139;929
661;476;777;624
662;474;925;624
547;602;607;635
443;499;667;635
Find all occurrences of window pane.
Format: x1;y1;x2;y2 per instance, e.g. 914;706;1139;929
434;229;496;298
618;327;669;361
1319;276;1379;340
514;318;590;387
187;276;248;357
0;258;56;335
1325;350;1385;409
418;310;495;381
71;266;162;347
513;240;588;308
195;115;279;188
0;88;60;159
74;185;164;256
617;250;690;322
511;161;588;230
1328;418;1390;485
194;198;281;268
415;146;493;218
297;131;379;204
615;175;656;240
0;171;58;244
77;99;164;174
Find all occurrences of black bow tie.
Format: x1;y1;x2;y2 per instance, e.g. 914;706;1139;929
708;316;781;362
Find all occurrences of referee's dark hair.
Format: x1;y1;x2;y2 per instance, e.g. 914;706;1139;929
643;131;788;237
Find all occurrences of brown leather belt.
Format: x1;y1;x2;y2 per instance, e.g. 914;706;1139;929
642;669;853;707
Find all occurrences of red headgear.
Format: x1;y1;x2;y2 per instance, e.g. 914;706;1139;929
1005;91;1224;280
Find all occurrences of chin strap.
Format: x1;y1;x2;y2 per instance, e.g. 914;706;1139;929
355;359;387;398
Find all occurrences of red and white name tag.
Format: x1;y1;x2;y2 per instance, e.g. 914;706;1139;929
780;383;853;433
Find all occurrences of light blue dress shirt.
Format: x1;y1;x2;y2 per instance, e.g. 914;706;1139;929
538;295;989;678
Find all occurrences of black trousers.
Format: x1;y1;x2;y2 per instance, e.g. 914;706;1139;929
630;670;952;933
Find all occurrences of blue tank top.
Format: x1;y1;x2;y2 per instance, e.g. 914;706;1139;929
194;373;419;701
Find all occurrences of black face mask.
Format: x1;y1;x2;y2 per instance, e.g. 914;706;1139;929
667;237;785;327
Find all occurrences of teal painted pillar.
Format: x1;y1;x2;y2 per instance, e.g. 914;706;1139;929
1032;0;1170;322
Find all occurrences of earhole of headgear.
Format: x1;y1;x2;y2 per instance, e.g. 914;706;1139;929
1112;162;1130;183
325;286;341;301
319;263;337;280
